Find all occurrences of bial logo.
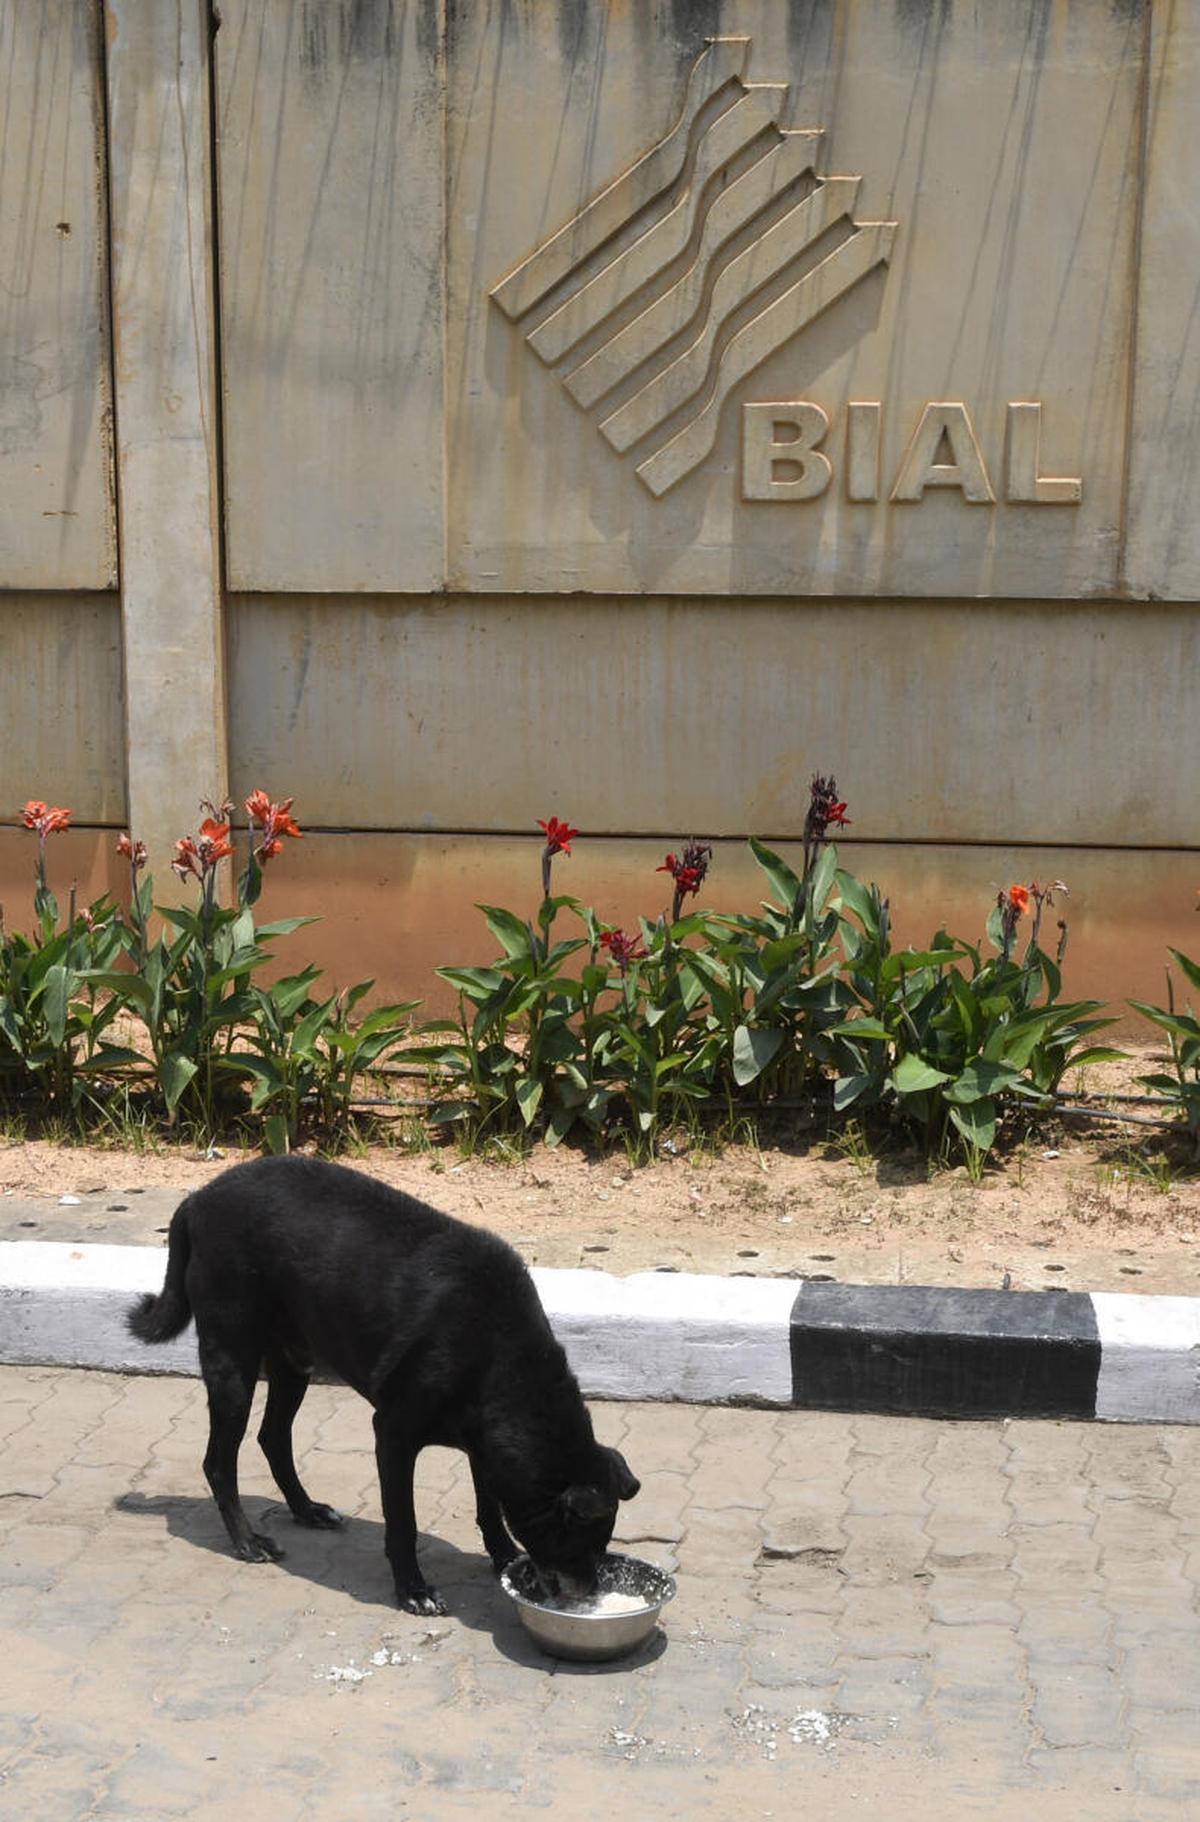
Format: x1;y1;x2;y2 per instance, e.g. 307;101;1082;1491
491;38;1081;508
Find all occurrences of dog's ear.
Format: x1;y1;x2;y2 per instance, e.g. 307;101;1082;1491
558;1483;615;1524
604;1445;640;1502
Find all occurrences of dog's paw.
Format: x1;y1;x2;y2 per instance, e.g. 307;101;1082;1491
398;1587;448;1617
237;1531;285;1563
293;1502;345;1531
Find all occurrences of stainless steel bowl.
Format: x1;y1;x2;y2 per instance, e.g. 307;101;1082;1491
500;1552;676;1662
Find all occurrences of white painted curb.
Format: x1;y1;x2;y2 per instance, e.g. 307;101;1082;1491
530;1266;796;1405
0;1242;797;1406
0;1242;200;1379
3;1241;1200;1421
1092;1291;1200;1425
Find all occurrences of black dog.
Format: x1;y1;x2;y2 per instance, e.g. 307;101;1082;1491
128;1156;639;1613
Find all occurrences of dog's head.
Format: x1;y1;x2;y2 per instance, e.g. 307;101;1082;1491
509;1444;640;1600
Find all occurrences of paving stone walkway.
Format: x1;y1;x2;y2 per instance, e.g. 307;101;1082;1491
2;1365;1199;1819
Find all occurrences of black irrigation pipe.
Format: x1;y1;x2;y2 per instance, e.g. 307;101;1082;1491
339;1093;1190;1131
1079;1092;1175;1106
1052;1103;1181;1130
6;1077;1189;1132
313;1092;1187;1131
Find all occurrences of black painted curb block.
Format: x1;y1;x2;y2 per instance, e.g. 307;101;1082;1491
2;1242;1199;1424
790;1284;1103;1420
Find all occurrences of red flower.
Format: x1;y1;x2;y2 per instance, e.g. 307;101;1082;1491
805;776;851;845
246;790;302;865
1008;884;1031;917
538;817;579;857
657;842;713;907
599;928;645;972
22;800;71;839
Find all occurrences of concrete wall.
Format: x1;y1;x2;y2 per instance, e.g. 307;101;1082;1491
0;1;115;588
1;0;1198;1021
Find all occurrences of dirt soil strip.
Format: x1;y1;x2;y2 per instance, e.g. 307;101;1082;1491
3;1099;1199;1300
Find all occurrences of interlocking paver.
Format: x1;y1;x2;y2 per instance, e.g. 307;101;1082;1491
3;1365;1200;1819
838;1512;931;1583
1010;1522;1103;1588
1133;1708;1200;1803
926;1575;1022;1629
1032;1662;1128;1748
1016;1595;1117;1666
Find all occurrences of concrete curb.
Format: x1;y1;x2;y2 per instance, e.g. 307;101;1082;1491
1;1240;1198;1425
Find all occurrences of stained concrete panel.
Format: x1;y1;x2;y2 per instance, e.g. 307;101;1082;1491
228;593;1200;848
203;830;1200;1021
446;0;1143;598
0;595;125;823
215;0;444;591
1124;2;1200;600
0;829;124;936
0;1;115;587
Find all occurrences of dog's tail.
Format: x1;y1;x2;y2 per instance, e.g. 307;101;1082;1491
127;1196;194;1344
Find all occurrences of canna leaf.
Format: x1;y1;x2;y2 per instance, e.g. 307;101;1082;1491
834;1071;878;1111
732;1024;785;1086
942;1060;1023;1105
891;1054;953;1094
42;963;70;1047
516;1077;544;1127
353;1001;420;1037
1128;1001;1200;1043
255;915;320;939
949;1097;997;1151
835;871;881;934
436;965;506;999
749;837;802;913
1167;949;1200;996
479;904;537;960
827;1017;890;1042
263;1112;290;1156
804;844;839;923
158;1050;198;1112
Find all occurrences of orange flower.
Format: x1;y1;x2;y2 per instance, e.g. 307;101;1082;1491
117;832;148;870
172;822;231;883
22;800;71;838
171;836;203;882
245;790;302;865
197;817;234;865
1008;884;1031;916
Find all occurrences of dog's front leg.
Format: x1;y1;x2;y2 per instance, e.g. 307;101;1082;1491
373;1412;446;1616
468;1451;519;1574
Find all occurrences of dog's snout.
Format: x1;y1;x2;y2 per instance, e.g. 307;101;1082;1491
537;1565;596;1604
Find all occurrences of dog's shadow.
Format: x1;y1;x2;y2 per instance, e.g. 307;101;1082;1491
114;1492;667;1674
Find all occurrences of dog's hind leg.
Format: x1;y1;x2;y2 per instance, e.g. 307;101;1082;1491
373;1410;446;1616
258;1352;344;1531
198;1333;283;1564
468;1451;519;1574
